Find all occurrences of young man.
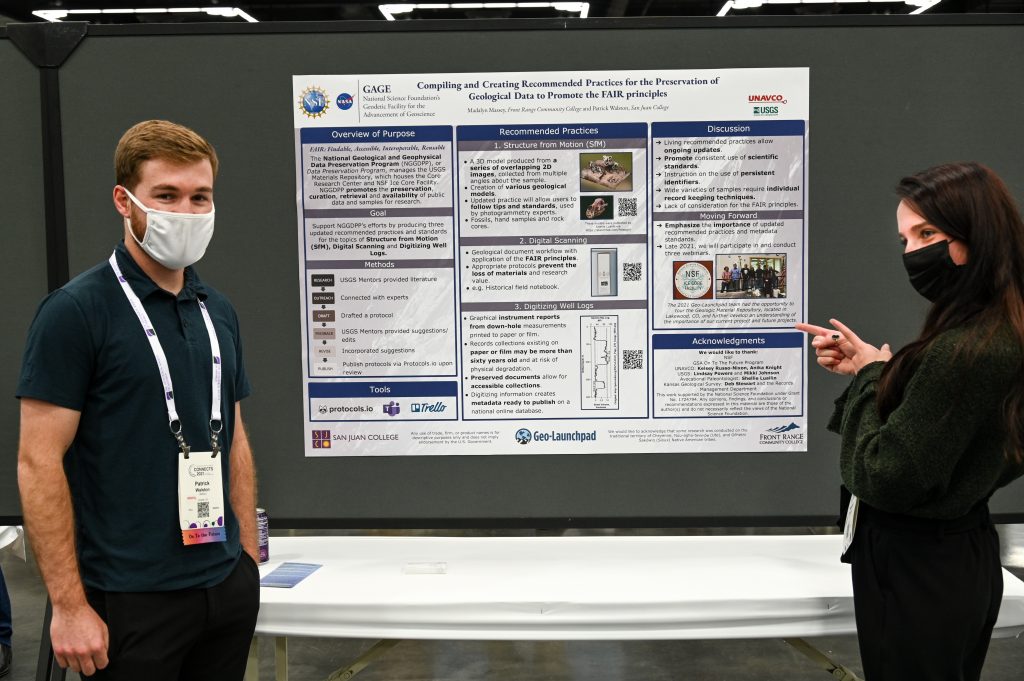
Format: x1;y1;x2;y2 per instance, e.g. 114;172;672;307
17;120;259;680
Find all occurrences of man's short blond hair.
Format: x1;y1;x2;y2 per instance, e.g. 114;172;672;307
114;120;219;190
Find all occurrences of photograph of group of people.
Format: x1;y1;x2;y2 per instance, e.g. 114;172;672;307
715;254;787;299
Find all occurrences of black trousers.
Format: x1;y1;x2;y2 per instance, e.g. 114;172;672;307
85;553;260;681
846;502;1002;681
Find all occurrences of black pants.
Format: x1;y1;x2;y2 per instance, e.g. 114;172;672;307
85;553;260;681
846;502;1002;681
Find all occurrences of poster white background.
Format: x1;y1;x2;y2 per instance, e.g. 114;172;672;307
293;68;809;456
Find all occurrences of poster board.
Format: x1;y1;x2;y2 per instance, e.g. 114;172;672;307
2;17;1023;525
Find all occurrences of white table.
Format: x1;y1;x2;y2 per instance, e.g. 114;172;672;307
249;535;1024;680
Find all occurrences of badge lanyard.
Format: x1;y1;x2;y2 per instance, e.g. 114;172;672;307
109;252;223;456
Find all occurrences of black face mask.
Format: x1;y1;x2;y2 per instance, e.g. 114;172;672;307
902;240;962;302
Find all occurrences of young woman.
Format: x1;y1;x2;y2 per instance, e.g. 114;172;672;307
797;161;1024;681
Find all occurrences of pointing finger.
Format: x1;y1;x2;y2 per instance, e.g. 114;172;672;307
795;322;833;337
828;318;862;346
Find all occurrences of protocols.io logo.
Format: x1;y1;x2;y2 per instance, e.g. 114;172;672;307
515;428;533;445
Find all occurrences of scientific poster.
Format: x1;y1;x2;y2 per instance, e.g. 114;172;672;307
292;68;808;455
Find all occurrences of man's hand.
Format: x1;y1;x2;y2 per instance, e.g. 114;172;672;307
18;398;107;674
51;603;109;676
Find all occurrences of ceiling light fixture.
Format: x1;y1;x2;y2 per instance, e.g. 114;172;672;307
379;2;590;21
716;0;940;15
32;7;259;22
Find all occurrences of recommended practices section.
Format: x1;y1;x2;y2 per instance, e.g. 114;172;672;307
293;68;808;455
458;123;648;421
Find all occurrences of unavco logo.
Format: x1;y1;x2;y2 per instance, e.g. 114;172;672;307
749;93;785;118
748;94;787;104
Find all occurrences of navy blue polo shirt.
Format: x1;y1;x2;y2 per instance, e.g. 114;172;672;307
17;242;251;592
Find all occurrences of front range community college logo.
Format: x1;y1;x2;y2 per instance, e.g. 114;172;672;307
760;422;804;445
299;86;330;119
515;428;533;445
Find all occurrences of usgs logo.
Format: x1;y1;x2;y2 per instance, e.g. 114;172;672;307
753;106;780;117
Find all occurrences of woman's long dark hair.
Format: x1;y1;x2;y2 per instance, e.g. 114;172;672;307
876;162;1024;463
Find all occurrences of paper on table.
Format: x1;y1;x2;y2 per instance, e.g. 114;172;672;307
260;561;322;588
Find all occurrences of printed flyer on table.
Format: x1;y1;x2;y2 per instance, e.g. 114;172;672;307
293;68;809;456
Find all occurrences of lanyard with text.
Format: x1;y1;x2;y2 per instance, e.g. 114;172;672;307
110;252;228;545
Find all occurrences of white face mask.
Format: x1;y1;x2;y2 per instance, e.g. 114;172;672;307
123;187;215;270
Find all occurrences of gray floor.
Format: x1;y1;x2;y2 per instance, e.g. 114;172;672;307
2;526;1024;681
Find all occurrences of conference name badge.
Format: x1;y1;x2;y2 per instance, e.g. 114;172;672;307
178;451;227;545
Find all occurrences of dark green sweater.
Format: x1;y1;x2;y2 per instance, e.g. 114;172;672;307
829;325;1024;519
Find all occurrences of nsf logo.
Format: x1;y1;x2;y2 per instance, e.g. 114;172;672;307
515;428;532;445
336;92;355;110
299;86;329;119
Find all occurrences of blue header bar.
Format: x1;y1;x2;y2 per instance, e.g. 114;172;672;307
457;123;647;141
301;126;453;144
652;121;805;137
653;332;803;350
309;381;459;398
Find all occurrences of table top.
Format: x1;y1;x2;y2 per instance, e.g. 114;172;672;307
255;534;1024;641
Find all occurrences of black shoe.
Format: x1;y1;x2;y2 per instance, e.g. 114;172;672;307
0;643;11;678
